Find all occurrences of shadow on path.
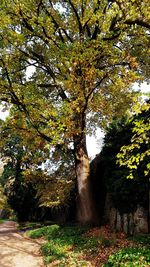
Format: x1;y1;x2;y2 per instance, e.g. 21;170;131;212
0;221;44;267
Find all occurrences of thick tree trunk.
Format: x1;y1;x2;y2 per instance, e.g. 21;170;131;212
74;134;98;224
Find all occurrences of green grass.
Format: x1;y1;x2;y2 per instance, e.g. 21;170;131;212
27;224;102;265
18;222;44;231
0;219;5;224
17;220;54;231
103;234;150;267
103;247;150;267
27;225;150;266
0;218;15;223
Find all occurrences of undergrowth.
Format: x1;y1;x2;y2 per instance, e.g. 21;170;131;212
103;247;150;267
104;234;150;267
28;224;110;266
27;225;150;266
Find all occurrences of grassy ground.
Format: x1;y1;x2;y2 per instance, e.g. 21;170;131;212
27;224;150;266
17;221;54;231
0;219;5;224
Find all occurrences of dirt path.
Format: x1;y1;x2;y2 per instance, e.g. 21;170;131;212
0;221;44;267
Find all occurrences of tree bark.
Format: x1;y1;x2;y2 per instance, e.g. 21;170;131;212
74;134;98;224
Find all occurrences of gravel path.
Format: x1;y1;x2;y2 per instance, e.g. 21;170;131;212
0;221;44;267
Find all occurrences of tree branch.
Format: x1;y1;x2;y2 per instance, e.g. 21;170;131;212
125;19;150;30
0;59;13;88
68;0;82;34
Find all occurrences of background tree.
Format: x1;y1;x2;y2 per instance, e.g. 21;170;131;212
91;115;149;224
0;185;11;219
117;100;150;178
0;115;45;221
0;131;42;221
117;100;150;230
0;0;149;223
0;114;76;221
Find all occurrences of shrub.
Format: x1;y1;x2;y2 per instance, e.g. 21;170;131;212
104;247;150;267
28;224;60;238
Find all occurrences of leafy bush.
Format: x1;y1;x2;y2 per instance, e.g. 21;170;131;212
104;247;150;267
28;224;60;238
41;241;66;259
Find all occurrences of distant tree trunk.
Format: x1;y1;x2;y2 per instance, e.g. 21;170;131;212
74;133;98;224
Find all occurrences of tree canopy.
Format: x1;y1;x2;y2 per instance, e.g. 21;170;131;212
0;0;150;223
0;0;149;141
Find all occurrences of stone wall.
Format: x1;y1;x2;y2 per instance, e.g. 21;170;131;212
105;199;149;234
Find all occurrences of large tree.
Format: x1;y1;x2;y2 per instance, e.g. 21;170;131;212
0;0;149;223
